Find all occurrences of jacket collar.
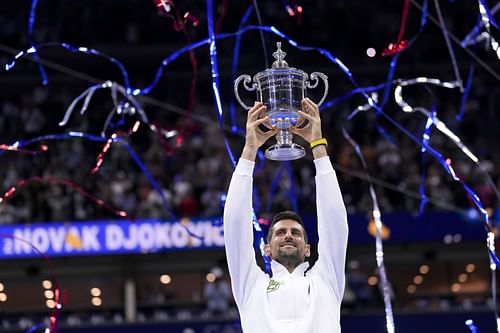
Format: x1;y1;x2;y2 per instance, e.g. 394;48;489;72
270;260;310;278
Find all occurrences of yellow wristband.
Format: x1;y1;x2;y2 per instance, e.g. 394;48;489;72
310;138;327;149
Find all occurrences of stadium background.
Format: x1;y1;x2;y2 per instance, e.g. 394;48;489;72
1;0;500;332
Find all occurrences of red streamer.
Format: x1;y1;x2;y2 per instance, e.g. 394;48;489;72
92;121;141;174
0;176;129;219
0;233;62;332
153;0;199;31
215;0;229;33
152;0;199;150
0;143;48;155
382;0;411;56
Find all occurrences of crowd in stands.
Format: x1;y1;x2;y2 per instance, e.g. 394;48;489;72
0;81;498;225
0;0;499;225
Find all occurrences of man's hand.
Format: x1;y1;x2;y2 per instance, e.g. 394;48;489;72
292;98;322;142
241;102;277;161
291;98;327;159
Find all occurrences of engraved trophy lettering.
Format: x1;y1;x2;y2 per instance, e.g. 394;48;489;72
234;42;329;161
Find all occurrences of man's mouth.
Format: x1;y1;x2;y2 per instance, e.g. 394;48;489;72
281;243;296;248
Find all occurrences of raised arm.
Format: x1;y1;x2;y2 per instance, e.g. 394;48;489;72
292;98;349;301
223;102;276;308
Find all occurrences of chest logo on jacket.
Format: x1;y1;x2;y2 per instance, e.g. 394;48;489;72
266;279;282;293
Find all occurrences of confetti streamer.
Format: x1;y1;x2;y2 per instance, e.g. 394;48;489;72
153;0;201;150
251;0;270;68
1;131;208;241
229;4;254;133
0;234;62;333
153;0;199;31
266;165;287;212
0;176;129;219
0;144;47;155
476;1;500;60
457;64;475;122
8;13;500;326
478;0;499;30
394;78;500;329
394;78;477;162
207;0;270;273
215;0;229;33
5;43;132;94
283;0;303;26
418;105;435;214
27;0;48;85
2;132;172;218
461;2;500;47
465;319;480;333
58;81;178;150
433;0;464;92
381;0;411;56
342;93;396;333
285;162;299;212
206;0;237;168
377;0;428;145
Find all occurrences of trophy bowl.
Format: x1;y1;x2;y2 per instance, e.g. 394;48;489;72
234;42;328;161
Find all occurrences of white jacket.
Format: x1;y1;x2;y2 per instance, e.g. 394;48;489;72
224;157;348;333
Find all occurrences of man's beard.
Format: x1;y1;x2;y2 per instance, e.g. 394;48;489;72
276;246;302;268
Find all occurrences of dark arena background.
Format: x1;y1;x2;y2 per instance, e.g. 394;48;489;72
1;0;500;332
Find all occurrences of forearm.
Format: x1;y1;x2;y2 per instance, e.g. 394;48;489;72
314;157;349;299
223;159;258;306
312;144;327;159
241;145;258;162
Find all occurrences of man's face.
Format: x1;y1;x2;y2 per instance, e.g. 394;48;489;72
264;219;310;266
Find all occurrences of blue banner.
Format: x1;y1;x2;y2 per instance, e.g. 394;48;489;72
0;218;224;259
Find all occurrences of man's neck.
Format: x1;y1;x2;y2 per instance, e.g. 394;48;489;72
276;259;303;274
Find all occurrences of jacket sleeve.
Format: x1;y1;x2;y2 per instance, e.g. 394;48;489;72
314;156;349;302
223;158;262;309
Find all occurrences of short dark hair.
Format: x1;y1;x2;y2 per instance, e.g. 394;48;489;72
266;210;308;243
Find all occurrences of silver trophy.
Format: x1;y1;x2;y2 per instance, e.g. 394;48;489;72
234;42;328;161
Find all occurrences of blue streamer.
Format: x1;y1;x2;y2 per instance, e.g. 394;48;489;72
27;0;48;85
342;104;396;333
206;0;223;123
8;23;494;234
321;82;387;111
465;319;480;333
26;322;45;333
479;0;499;29
266;166;286;212
207;0;268;273
9;17;498;270
285;162;299;212
457;65;475;122
1;132;186;230
418;106;436;214
229;4;254;132
461;17;483;48
376;0;428;144
5;43;131;94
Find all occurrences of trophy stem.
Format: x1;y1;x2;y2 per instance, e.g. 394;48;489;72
265;128;305;161
276;127;293;145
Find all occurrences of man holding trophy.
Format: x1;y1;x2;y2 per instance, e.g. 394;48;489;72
224;89;349;332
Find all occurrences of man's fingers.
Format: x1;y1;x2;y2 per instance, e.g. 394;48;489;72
248;102;265;120
302;98;319;116
254;116;271;126
264;127;277;139
297;110;313;121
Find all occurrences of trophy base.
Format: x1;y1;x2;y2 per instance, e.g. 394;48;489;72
265;143;306;161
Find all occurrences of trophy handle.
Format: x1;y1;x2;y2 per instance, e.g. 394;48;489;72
306;72;329;106
234;74;257;110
